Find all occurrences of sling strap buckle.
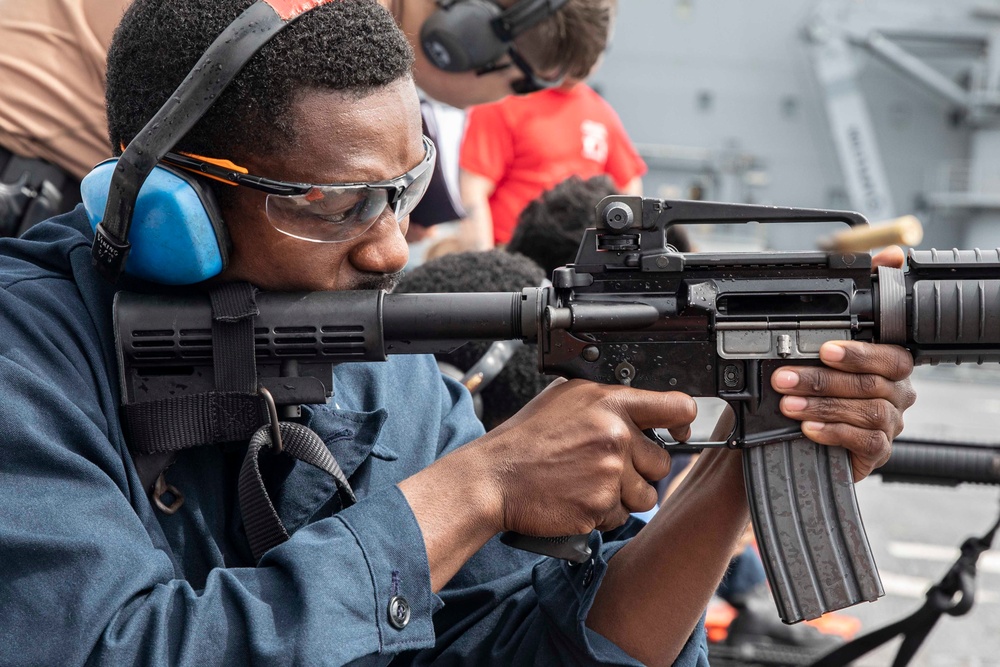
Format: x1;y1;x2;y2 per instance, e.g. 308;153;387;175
259;385;283;454
152;471;185;515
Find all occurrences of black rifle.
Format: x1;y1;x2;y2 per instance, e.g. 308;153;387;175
112;196;1000;623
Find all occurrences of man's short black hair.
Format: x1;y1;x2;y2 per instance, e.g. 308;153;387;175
395;251;550;431
106;0;413;166
507;175;691;277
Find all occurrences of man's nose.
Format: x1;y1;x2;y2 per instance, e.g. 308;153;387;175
348;210;409;275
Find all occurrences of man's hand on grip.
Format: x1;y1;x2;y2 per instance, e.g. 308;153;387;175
481;379;696;537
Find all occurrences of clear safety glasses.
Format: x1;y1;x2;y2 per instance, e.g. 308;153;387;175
162;135;436;243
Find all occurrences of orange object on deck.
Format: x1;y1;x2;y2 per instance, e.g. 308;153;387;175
706;599;737;643
706;598;861;644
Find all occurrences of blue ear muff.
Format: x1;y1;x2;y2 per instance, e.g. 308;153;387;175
91;0;305;285
82;159;230;285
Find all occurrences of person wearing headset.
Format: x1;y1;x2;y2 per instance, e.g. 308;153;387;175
394;0;599;107
397;0;614;234
0;1;915;666
456;30;648;250
0;0;597;238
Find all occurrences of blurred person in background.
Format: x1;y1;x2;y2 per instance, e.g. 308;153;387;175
0;0;607;242
0;0;131;237
457;0;647;250
394;0;627;242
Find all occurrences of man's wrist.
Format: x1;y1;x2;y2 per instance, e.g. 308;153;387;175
443;441;506;535
397;442;505;589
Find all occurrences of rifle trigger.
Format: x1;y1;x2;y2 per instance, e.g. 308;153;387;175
259;385;283;454
643;428;671;450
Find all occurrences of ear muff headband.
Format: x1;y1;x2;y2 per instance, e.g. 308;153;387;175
492;0;569;40
420;0;569;73
91;0;337;284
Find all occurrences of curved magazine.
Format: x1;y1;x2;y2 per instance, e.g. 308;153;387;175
744;438;883;623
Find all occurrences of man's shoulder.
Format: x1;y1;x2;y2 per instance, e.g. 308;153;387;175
0;205;95;290
0;206;111;357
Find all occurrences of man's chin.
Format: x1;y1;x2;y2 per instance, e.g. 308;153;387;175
349;270;405;292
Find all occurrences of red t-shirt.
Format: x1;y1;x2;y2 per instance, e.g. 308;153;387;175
460;84;647;244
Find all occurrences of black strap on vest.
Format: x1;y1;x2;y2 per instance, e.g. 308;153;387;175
123;281;356;558
811;499;1000;667
126;282;264;494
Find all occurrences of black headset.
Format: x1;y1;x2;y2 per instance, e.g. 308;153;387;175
420;0;569;73
83;0;337;286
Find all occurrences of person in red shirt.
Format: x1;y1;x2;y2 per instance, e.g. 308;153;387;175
459;77;646;248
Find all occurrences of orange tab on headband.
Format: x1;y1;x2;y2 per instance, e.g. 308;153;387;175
263;0;335;21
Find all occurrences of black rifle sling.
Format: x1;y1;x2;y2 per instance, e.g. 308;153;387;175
124;282;265;497
811;501;1000;667
239;421;357;562
121;281;356;556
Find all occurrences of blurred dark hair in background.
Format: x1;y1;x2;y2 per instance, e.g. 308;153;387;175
395;250;551;431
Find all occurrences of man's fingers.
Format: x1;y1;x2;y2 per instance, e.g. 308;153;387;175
772;354;915;410
871;245;905;270
798;421;892;481
773;367;895;401
595;504;633;532
665;424;692;443
781;396;904;438
620;466;660;513
609;388;698;432
816;341;914;382
631;432;673;482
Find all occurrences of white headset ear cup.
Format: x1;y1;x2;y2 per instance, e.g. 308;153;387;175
420;0;507;72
